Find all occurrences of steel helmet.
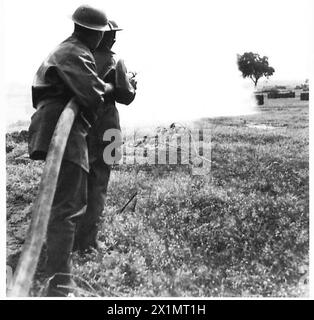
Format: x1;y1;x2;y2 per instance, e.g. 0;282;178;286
71;5;109;31
106;20;123;32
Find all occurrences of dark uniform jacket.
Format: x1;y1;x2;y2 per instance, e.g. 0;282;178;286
88;47;136;163
28;33;110;172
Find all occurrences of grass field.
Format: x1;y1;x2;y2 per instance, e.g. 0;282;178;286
6;97;309;297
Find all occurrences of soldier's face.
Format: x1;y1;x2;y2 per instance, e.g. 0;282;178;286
95;31;104;48
89;30;104;50
106;32;116;49
97;31;116;50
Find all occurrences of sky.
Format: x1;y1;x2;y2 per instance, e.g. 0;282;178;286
2;0;313;126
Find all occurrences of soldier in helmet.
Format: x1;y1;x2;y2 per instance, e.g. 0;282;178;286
74;20;137;252
28;5;114;296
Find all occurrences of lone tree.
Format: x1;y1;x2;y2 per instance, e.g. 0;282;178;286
237;52;275;87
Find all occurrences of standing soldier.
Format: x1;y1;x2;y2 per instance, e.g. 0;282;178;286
28;5;114;296
74;20;137;252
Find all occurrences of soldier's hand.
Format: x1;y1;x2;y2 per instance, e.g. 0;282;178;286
128;71;137;79
129;76;137;90
116;59;137;91
127;72;137;90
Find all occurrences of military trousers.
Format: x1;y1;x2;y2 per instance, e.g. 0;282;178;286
46;159;87;296
75;158;111;251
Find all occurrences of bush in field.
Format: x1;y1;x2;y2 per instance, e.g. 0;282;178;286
300;92;309;101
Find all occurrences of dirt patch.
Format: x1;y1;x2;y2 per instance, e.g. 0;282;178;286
246;123;277;130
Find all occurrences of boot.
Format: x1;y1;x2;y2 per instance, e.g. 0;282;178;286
45;220;76;297
73;227;99;253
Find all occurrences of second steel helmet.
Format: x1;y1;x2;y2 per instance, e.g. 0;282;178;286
106;20;123;32
71;5;109;31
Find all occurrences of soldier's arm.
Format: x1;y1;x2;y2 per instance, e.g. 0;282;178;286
114;59;136;105
56;49;114;111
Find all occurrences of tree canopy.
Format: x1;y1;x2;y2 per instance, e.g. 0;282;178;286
237;52;275;87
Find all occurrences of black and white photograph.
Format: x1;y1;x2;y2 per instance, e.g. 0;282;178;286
2;0;312;301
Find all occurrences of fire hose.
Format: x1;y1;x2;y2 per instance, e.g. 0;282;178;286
9;98;79;297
